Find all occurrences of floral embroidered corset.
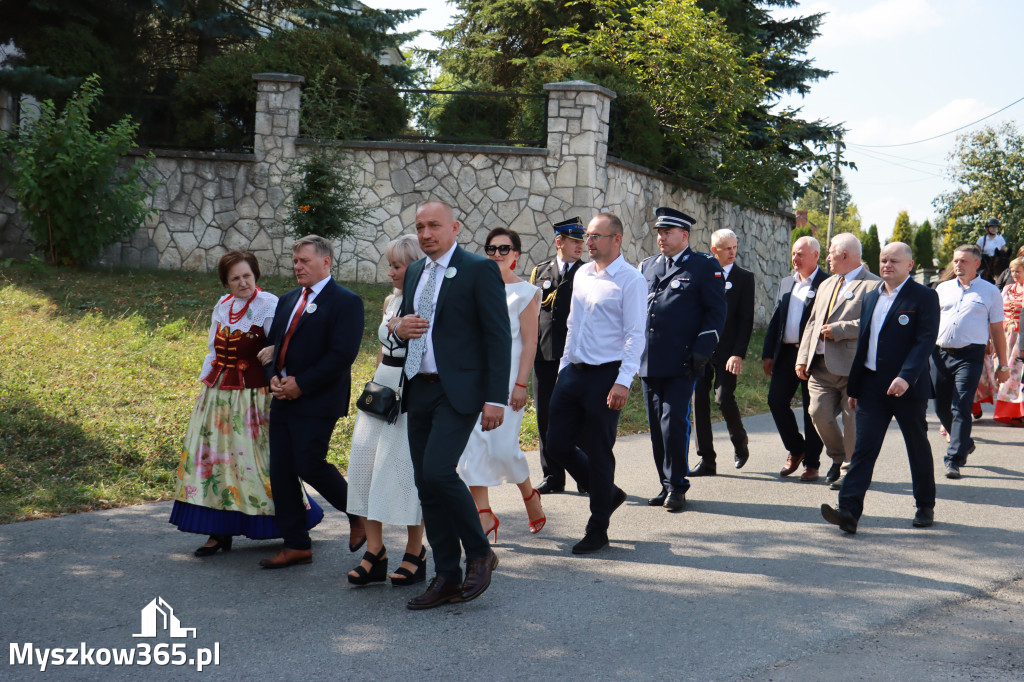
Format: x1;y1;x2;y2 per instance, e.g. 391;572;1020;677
202;324;269;389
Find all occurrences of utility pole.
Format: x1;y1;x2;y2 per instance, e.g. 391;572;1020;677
826;135;840;248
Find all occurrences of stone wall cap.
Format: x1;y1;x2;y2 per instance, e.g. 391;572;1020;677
128;147;255;162
543;81;617;99
300;138;548;157
252;73;306;84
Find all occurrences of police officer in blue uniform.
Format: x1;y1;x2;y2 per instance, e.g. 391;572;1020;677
530;217;586;494
639;207;727;511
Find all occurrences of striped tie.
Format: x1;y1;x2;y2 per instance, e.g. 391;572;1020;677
826;276;846;319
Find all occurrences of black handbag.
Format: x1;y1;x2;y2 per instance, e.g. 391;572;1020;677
356;376;402;424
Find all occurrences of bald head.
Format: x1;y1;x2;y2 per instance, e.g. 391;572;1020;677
879;241;914;290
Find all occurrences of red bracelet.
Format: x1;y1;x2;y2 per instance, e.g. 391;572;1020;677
514;382;527;389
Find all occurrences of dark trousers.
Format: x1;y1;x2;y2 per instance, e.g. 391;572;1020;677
693;359;748;462
642;373;696;495
405;376;489;583
767;344;824;468
533;358;566;485
930;345;985;465
269;411;348;551
839;373;935;519
546;363;622;535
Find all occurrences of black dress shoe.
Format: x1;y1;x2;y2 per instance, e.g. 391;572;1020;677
820;504;858;534
912;507;934;528
536;477;565;495
571;531;609;555
407;576;463;610
690;460;717;477
647;487;668;506
829;475;844;491
944;462;961;479
734;435;749;469
461;551;499;602
664;491;686;512
825;462;842;483
194;534;232;557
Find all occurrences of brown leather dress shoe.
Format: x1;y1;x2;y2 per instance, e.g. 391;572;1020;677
407;576;463;610
258;547;312;569
779;453;803;477
799;468;819;482
460;550;499;602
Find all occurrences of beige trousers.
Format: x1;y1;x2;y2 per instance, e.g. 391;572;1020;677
807;358;856;465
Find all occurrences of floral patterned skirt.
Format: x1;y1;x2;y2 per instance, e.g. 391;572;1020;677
169;383;322;539
994;329;1024;423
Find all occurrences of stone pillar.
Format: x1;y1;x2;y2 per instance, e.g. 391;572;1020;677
543;80;617;215
252;73;304;274
0;90;15;133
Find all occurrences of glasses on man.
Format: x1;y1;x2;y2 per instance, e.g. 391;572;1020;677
484;244;513;255
584;233;615;242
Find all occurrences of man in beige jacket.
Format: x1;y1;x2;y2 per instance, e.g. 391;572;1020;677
796;233;881;486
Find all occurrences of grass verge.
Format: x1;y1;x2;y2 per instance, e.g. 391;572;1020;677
0;263;769;523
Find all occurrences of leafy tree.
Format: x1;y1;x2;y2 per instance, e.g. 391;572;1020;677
914;219;935;269
934;122;1024;255
891;210;915;246
0;76;153;266
860;224;881;274
806;203;861;240
796;164;850;216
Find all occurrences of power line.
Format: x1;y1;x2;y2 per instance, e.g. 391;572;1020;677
848;146;947;169
849;94;1024;148
853;147;946;179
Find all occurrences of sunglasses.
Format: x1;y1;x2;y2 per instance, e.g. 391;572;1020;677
484;244;514;255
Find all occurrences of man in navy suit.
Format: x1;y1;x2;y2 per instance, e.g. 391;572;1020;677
394;200;511;608
259;235;365;569
821;242;940;534
762;236;828;480
692;228;755;475
639;207;726;512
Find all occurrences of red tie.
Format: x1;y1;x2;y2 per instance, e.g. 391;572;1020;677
277;287;313;370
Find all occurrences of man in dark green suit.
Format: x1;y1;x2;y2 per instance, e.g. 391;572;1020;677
394;200;512;610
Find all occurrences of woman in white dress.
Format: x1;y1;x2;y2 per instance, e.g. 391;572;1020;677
458;227;546;540
346;235;427;586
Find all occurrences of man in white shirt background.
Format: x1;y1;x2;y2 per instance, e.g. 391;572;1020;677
545;213;647;555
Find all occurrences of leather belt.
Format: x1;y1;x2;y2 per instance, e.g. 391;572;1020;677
416;372;441;382
571;361;621;372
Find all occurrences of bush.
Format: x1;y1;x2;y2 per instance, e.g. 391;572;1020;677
0;75;153;266
173;25;408;149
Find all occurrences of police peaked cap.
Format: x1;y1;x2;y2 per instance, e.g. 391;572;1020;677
654;206;695;231
553;216;585;240
986;217;1000;227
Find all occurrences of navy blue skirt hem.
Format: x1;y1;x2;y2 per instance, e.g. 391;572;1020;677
169;497;324;540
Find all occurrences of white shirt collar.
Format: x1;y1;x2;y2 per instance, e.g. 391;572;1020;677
881;277;909;298
309;275;331;295
722;262;734;277
795;266;820;284
843;264;864;282
428;242;459;270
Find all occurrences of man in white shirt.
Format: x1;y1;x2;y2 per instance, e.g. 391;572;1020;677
821;243;940;534
762;237;828;480
931;244;1009;479
546;213;647;555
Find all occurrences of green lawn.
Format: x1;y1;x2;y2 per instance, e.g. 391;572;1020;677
0;262;770;523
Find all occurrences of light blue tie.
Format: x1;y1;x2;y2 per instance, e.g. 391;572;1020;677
405;261;438;378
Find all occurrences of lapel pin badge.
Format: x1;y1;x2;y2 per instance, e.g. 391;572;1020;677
542;279;552;289
725;281;733;290
305;302;317;314
445;266;457;279
844;291;854;300
898;314;910;325
807;290;816;298
670;279;681;289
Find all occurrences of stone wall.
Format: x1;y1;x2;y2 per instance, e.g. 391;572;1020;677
0;75;794;325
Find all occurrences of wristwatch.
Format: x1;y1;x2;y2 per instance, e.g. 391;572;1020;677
998;364;1010;372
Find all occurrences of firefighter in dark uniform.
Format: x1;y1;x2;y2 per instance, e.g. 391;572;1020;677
639;207;727;511
530;217;586;494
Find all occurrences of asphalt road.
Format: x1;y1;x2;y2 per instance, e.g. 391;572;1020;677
2;408;1022;680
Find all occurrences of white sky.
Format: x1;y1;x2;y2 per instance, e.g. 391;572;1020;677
364;0;1024;242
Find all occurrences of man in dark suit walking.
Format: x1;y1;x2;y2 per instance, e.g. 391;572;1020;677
529;217;586;495
639;207;726;512
691;228;755;475
762;236;828;480
821;242;940;533
394;200;511;609
259;235;365;569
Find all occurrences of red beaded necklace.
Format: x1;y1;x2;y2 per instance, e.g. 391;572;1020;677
227;287;261;325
